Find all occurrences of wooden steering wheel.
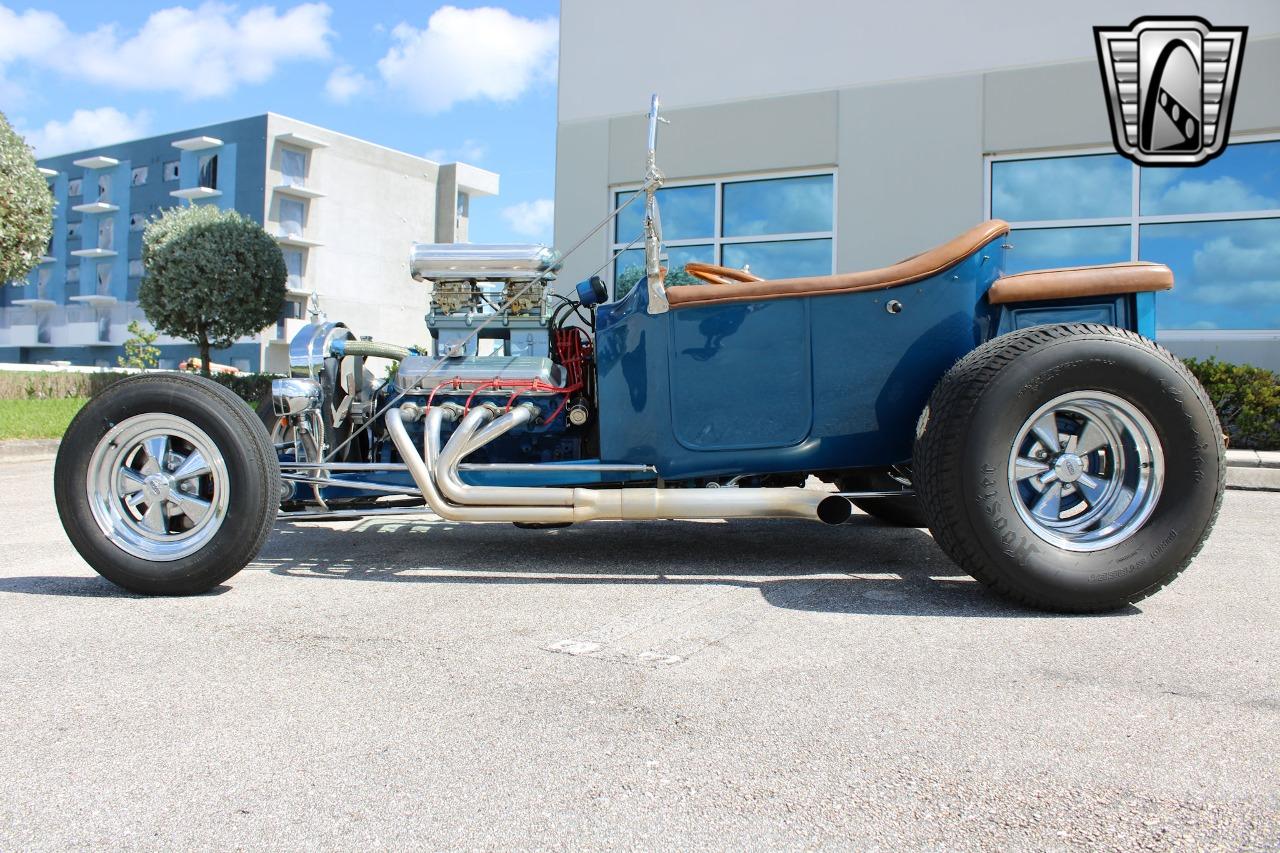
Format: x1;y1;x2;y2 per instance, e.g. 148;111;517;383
683;261;763;286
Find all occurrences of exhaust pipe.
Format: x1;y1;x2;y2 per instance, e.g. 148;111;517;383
385;403;851;525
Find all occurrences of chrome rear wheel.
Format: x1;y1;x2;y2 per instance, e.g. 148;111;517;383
1007;391;1163;552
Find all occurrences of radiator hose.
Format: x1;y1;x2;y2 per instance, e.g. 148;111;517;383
331;339;412;361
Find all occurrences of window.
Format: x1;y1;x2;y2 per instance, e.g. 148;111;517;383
131;166;148;186
988;140;1280;332
283;248;304;288
67;221;82;241
97;174;111;203
67;265;80;284
281;148;307;186
128;259;145;278
129;213;146;232
198;153;218;189
37;268;50;300
96;263;112;296
279;198;305;236
610;172;835;297
98;217;114;252
163;161;179;182
68;178;82;197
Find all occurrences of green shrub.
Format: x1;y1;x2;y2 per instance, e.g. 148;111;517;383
0;111;55;286
0;371;129;400
0;369;275;409
207;372;275;407
1183;357;1280;451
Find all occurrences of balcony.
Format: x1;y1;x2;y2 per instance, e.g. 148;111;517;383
38;167;57;177
70;247;117;259
274;183;325;199
171;136;222;151
170;187;222;201
72;156;119;170
72;201;119;214
275;234;323;249
275;132;327;150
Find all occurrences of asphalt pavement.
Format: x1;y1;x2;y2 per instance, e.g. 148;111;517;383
1;456;1276;850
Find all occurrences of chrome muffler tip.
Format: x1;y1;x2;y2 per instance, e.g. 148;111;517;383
816;495;853;525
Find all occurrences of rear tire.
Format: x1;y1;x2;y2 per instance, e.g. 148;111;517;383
914;323;1224;612
54;373;280;595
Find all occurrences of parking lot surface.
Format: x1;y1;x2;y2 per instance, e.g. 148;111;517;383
1;456;1277;850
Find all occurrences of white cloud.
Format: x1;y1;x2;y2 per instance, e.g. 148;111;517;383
992;157;1130;221
424;138;487;164
0;2;333;99
501;199;554;240
1144;175;1279;216
325;64;370;103
377;5;557;114
20;107;152;157
1189;229;1280;305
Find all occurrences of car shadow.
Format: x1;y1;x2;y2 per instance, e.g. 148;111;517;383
0;576;231;598
257;515;1138;618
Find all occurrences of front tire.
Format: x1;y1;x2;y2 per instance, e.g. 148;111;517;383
54;373;280;595
914;324;1224;612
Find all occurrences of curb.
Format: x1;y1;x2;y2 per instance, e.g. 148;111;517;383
0;439;60;463
1;440;1278;491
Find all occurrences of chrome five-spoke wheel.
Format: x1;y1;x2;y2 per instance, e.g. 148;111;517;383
86;413;230;561
1007;391;1163;552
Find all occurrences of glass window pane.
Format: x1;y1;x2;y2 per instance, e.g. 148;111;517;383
131;166;148;186
721;239;832;279
97;174;111;203
992;154;1131;221
198;154;218;190
281;149;307;186
611;245;714;296
96;263;111;296
1140;218;1280;331
279;198;304;235
1141;141;1280;215
722;175;833;237
68;178;82;197
613;249;645;299
614;184;714;243
1004;226;1131;275
98;217;114;251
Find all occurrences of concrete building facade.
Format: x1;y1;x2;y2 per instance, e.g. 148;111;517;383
2;114;497;372
554;0;1280;370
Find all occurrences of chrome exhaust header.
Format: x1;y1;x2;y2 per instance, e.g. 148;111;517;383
384;404;851;525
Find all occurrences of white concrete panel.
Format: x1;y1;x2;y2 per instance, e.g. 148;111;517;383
837;74;985;271
560;0;1280;123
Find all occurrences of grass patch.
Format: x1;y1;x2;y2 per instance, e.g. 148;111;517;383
0;397;88;440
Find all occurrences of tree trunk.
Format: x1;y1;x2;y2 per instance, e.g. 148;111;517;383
198;328;211;378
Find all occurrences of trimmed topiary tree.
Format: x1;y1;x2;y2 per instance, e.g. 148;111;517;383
0;111;55;286
140;204;286;377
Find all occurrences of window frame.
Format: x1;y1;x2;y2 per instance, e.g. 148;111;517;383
608;167;838;290
985;133;1280;337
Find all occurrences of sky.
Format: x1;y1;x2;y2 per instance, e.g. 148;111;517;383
0;0;561;245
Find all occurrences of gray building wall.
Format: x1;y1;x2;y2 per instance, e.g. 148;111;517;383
555;13;1280;369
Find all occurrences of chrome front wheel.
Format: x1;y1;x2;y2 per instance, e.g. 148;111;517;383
86;413;231;561
55;373;280;595
1007;391;1163;552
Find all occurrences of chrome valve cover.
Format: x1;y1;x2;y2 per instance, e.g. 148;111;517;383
394;355;566;395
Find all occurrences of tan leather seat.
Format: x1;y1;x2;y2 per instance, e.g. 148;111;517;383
987;262;1173;304
667;220;1011;309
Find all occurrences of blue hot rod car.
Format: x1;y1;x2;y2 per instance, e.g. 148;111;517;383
54;97;1224;612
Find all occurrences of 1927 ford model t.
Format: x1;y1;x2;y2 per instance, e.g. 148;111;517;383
54;97;1224;612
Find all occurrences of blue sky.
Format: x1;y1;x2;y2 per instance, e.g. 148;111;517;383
0;0;561;244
